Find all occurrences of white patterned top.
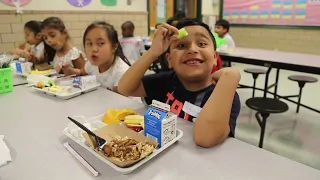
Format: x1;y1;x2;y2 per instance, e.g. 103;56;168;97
84;56;130;90
51;47;84;68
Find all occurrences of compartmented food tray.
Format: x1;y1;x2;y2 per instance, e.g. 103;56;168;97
14;69;57;77
63;114;183;174
33;83;101;100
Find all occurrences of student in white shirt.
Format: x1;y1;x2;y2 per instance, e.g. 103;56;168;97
10;21;45;63
65;21;131;92
214;19;236;49
119;21;145;63
41;17;86;75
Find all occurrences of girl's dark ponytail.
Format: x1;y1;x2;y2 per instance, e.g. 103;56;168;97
115;45;131;66
43;42;56;63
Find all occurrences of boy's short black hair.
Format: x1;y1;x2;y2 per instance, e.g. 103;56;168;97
174;11;186;20
215;19;230;32
121;21;134;30
166;16;177;26
176;18;217;50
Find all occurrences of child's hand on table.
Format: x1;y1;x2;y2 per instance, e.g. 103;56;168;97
23;51;32;61
149;23;179;57
61;63;79;76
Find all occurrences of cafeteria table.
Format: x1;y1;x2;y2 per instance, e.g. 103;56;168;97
220;47;320;113
12;74;28;86
1;86;319;180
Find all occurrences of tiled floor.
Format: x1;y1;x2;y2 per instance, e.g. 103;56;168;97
233;63;320;170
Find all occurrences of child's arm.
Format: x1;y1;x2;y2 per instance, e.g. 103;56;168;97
72;55;86;70
194;67;240;148
29;50;46;63
118;51;155;97
62;55;86;76
118;23;178;97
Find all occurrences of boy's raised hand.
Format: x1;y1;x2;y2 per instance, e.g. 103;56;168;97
149;23;179;57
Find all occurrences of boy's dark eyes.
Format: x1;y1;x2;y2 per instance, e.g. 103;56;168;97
199;42;207;47
98;42;105;46
177;44;186;48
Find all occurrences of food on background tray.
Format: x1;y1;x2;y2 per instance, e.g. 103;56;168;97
47;85;64;92
35;80;55;89
30;69;53;75
124;115;144;132
103;108;137;124
35;80;63;92
36;81;45;89
103;136;155;162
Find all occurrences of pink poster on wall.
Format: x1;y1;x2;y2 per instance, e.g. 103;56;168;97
0;0;31;6
223;0;320;26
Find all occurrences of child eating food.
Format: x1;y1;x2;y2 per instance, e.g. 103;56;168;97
63;21;131;92
10;21;46;63
118;18;241;148
41;17;85;75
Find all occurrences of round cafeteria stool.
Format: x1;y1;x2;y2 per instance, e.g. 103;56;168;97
246;97;289;148
288;75;318;113
244;68;268;98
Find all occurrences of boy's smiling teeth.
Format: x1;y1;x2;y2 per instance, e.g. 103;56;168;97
184;59;204;65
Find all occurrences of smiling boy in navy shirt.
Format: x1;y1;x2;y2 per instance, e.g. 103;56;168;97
118;18;240;148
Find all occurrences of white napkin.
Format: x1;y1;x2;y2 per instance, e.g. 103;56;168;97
0;135;12;167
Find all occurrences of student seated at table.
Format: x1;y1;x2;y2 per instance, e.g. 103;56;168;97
41;17;85;75
214;19;236;49
64;21;131;93
118;18;241;148
10;21;47;63
118;21;145;64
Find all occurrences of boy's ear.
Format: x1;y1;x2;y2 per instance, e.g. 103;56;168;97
165;52;173;68
213;51;218;66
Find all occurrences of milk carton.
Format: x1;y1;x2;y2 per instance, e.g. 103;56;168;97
72;75;97;89
144;100;177;148
15;62;32;74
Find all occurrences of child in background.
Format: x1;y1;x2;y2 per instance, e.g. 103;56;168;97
214;19;236;49
64;21;131;92
119;21;145;64
118;18;240;148
41;17;85;75
10;21;45;63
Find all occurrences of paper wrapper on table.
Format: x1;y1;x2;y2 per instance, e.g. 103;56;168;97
144;100;177;148
73;75;97;89
0;135;12;167
83;123;158;168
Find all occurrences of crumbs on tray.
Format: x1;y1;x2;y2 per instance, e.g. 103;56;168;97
103;136;155;162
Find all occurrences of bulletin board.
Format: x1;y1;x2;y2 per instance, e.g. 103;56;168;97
221;0;320;27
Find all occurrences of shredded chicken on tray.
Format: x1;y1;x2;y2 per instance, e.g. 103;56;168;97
103;136;155;162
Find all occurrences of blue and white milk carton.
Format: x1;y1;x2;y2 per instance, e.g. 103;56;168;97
144;100;177;148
